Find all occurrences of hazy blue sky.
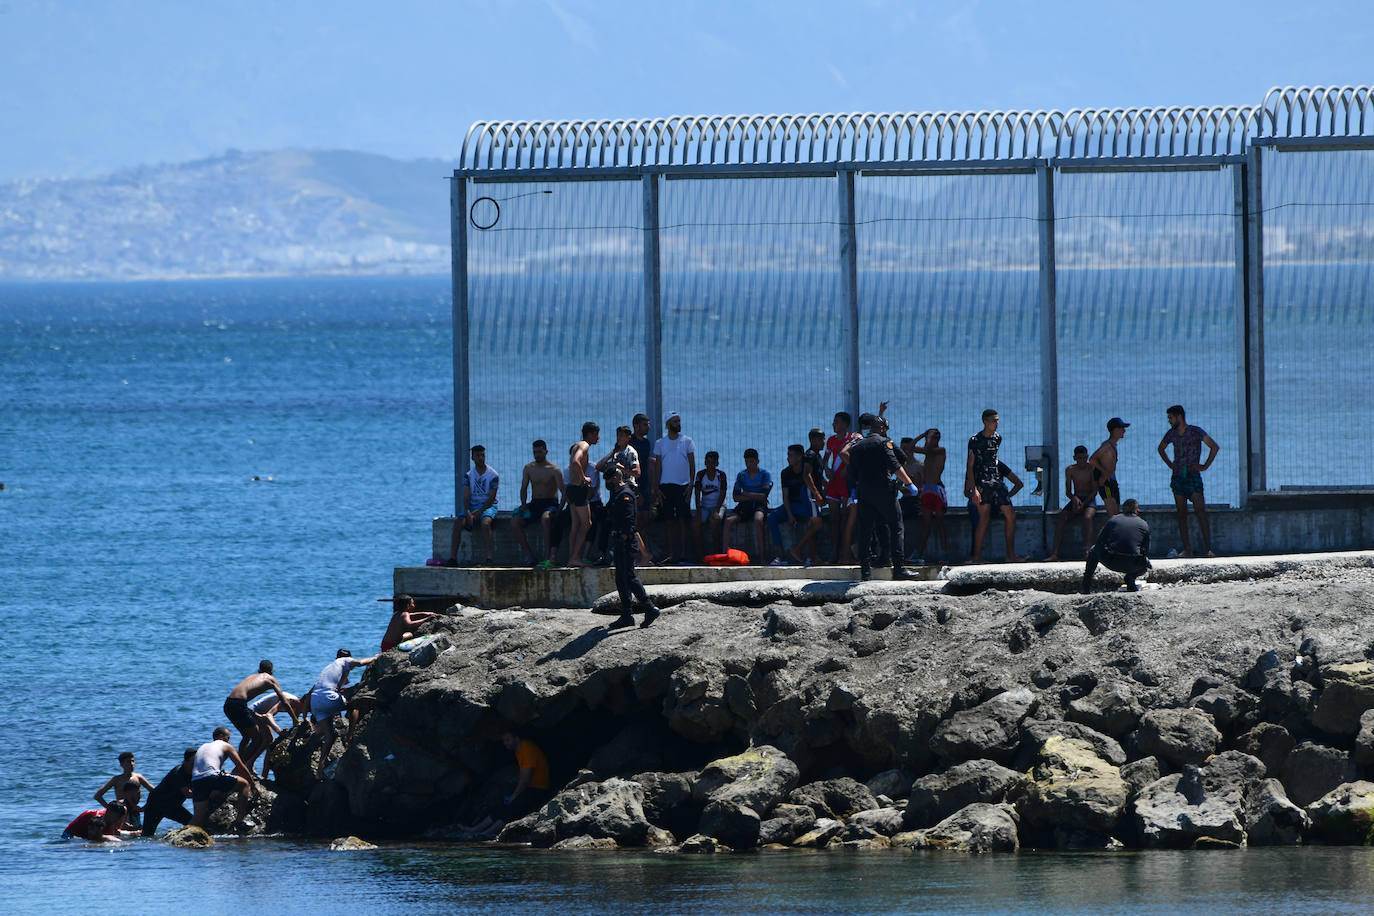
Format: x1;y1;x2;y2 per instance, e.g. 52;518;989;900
2;0;1370;181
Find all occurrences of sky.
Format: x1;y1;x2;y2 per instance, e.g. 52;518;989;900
1;0;1371;182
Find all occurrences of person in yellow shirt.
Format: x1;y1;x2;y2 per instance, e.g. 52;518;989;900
501;730;550;817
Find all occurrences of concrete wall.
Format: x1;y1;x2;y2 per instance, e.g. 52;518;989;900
426;491;1374;568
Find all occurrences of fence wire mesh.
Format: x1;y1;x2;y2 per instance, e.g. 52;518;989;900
1262;148;1374;490
1055;168;1241;507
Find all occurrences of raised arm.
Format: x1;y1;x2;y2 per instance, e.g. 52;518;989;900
269;676;300;726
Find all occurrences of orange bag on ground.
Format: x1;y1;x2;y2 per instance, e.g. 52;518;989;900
702;548;750;566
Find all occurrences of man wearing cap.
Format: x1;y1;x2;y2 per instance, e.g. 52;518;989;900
651;411;696;564
846;413;919;581
1091;418;1129;517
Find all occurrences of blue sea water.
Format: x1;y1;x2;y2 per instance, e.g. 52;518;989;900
4;274;1374;914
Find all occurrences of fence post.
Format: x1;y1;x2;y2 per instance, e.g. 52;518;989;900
838;169;860;420
1036;163;1059;510
1244;147;1266;495
450;173;470;517
1233;162;1251;507
642;172;664;432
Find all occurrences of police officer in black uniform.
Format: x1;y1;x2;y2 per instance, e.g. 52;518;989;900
605;464;660;629
848;412;920;581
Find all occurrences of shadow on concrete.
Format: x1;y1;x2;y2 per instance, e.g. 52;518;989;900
537;626;613;664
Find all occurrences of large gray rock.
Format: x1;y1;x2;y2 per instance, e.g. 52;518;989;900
1237;723;1296;777
1280;742;1358;806
1189;684;1258;732
1134;774;1245;848
1131;754;1264;849
1120;757;1161;796
692;745;799;815
1306;780;1374;845
1017;719;1127;768
206;785;277;835
1014;736;1128;848
791;817;845;848
1067;681;1143;737
1244;779;1309;846
698;798;761;848
162;825;213;848
930;688;1037;764
865;769;914;800
787;777;879;819
758;803;816;845
1311;663;1374;735
530;778;652;847
1355;710;1374;766
634;771;694;829
846;806;904;836
901;803;1019;852
1134;708;1221;768
904;759;1026;829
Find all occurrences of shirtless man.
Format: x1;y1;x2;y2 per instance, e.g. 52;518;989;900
1090;417;1129;517
513;439;565;568
189;727;258;828
566;422;600;567
381;593;439;652
912;428;948;562
1047;445;1099;561
94;751;154;829
225;660;300;771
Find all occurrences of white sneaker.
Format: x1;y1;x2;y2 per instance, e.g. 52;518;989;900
768;557;789;566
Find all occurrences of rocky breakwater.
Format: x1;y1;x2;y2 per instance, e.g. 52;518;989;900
310;564;1374;851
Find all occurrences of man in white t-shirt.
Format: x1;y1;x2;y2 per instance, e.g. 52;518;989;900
651;411;696;564
450;444;499;565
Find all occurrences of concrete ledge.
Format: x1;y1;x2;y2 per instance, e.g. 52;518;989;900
397;549;1374;611
395;562;940;610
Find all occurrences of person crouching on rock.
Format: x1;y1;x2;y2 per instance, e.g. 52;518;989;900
604;464;659;629
189;727;258;830
1083;498;1152;594
501;730;550;819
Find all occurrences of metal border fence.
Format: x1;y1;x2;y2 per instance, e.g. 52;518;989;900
449;86;1374;513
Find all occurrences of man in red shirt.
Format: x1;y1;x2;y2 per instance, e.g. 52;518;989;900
63;801;133;842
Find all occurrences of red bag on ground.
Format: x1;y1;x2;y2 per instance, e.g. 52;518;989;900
702;548;750;566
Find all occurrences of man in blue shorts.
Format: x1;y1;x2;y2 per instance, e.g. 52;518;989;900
310;648;379;778
1157;404;1219;557
451;444;499;565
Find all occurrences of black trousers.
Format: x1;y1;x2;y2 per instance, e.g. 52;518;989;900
140;797;192;837
857;491;905;572
612;535;650;610
1083;545;1150;588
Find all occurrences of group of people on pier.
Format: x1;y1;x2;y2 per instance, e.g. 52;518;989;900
444;403;1221;572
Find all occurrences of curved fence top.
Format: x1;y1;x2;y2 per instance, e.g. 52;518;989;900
461;85;1374;171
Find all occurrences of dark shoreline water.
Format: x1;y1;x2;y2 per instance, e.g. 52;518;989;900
10;841;1374;915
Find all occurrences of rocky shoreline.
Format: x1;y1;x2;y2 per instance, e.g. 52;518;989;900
222;561;1374;852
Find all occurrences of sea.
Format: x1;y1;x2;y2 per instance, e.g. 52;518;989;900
4;273;1374;914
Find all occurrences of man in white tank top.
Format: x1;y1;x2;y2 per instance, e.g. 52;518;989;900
189;726;258;829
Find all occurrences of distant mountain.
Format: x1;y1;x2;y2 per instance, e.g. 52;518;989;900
0;149;457;280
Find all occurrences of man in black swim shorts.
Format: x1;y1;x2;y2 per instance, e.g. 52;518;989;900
964;409;1026;564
